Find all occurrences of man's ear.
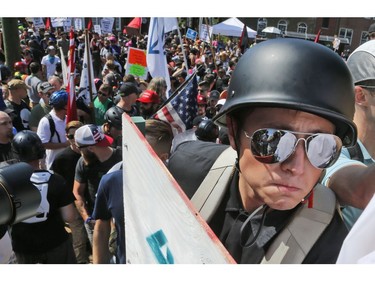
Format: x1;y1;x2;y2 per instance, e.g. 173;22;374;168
102;122;110;134
354;85;368;106
226;115;237;151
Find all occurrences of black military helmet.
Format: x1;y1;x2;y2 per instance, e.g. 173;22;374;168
104;106;123;130
213;38;357;146
195;118;219;142
12;130;46;162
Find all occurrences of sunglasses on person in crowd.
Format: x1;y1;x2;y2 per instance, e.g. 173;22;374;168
98;91;108;97
244;128;342;169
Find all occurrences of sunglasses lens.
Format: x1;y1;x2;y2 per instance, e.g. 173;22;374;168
251;129;295;163
306;134;341;168
250;129;341;169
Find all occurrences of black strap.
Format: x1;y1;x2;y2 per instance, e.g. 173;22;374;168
46;113;61;143
347;142;364;162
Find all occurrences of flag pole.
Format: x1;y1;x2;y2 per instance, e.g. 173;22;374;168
204;18;218;73
85;28;95;122
175;19;189;75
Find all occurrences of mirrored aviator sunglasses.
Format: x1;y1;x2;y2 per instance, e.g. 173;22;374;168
244;128;343;169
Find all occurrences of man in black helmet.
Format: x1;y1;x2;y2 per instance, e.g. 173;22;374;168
9;130;77;264
168;38;357;264
103;106;123;148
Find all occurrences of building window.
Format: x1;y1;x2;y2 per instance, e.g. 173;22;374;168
278;20;288;34
360;31;368;45
297;22;307;34
339;28;353;45
322;18;330;28
257;18;267;36
92;17;100;26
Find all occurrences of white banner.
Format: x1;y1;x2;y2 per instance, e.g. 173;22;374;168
199;24;212;43
33;18;45;29
51;17;71;28
122;113;235;264
74;18;83;31
78;34;97;106
100;17;114;35
94;24;101;35
146;18;178;98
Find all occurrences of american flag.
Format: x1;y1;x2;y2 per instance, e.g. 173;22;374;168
90;125;102;143
153;73;198;135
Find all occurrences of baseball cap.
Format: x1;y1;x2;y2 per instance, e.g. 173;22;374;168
368;23;375;35
47;45;55;51
193;115;208;127
8;79;30;90
216;99;226;107
346;39;375;85
137;90;160;104
197;94;207;105
209;90;220;101
37;82;54;94
118;82;139;97
74;124;113;148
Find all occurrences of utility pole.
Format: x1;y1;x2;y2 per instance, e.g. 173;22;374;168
1;18;21;74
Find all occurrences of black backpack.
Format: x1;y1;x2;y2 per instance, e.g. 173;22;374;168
45;113;61;143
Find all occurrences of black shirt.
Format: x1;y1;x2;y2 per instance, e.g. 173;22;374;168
209;170;349;264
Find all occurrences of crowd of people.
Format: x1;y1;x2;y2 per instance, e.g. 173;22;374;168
0;21;375;265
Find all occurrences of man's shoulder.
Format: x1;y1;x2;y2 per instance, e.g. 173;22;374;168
172;140;229;157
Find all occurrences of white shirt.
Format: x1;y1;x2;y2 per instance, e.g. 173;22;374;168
37;110;66;170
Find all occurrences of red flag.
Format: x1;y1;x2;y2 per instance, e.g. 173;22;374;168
239;24;249;54
66;28;78;123
87;18;93;31
314;29;322;43
45;17;51;30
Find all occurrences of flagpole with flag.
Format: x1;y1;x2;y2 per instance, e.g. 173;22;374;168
314;29;322;43
78;29;97;123
204;18;217;73
87;18;93;31
59;46;68;87
146;17;179;98
239;23;249;54
66;27;78;123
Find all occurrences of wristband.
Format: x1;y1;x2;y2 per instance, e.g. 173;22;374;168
85;216;93;224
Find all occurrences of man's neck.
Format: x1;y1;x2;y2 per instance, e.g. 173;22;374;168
54;109;66;120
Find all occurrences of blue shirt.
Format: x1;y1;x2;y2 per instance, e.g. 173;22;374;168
92;169;125;264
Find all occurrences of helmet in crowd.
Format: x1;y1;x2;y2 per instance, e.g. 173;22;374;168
213;38;357;147
12;130;46;162
13;61;27;73
0;64;12;83
195;118;219;142
49;90;68;109
104;106;123;130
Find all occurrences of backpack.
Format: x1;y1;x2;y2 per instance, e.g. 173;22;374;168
45;113;61;143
